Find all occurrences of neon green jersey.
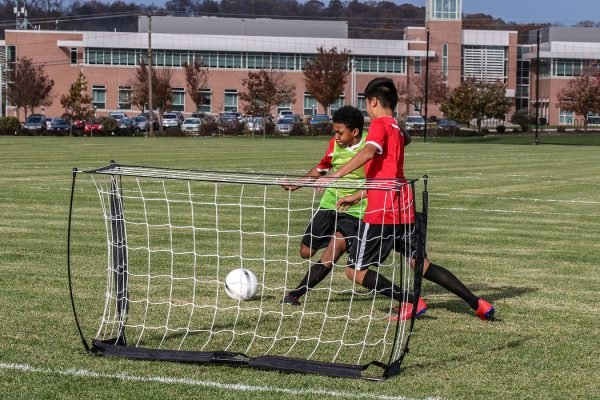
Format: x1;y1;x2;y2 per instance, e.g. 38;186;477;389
317;136;367;218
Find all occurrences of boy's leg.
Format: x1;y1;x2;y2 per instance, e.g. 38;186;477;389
345;266;414;304
285;233;345;302
421;259;478;310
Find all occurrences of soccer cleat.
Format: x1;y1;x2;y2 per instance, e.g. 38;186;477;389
281;294;301;306
474;298;495;320
389;297;427;321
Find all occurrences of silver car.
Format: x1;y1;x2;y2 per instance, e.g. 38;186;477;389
181;118;202;134
162;112;180;129
247;116;265;132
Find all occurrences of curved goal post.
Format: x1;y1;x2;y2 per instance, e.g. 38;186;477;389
67;162;428;380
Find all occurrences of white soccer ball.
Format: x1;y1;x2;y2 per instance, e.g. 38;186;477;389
224;268;258;301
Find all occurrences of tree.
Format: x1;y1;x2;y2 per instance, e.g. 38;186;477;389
6;57;54;119
303;47;350;113
183;60;209;113
129;60;173;130
440;77;513;132
556;67;600;131
398;70;448;117
60;71;94;135
239;69;295;116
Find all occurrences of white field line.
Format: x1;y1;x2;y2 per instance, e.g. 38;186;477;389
433;206;600;218
0;362;445;400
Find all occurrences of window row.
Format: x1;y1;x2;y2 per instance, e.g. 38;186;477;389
90;86;357;115
83;48;407;73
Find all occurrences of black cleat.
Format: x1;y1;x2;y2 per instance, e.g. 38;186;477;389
281;294;301;305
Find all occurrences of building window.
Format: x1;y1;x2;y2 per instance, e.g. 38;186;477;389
414;57;421;74
92;86;106;110
171;87;185;111
70;48;78;65
118;87;132;110
559;109;574;126
277;102;292;115
462;45;507;83
304;93;318;116
224;89;238;112
357;94;367;116
429;0;460;20
7;46;16;63
330;96;345;114
413;101;421;113
197;89;211;113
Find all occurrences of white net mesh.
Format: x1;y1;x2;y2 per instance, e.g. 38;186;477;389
80;164;423;377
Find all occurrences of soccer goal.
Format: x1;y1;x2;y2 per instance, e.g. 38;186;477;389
67;162;428;380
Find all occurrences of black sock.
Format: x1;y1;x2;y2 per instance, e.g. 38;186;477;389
423;263;479;310
361;269;414;303
288;261;331;298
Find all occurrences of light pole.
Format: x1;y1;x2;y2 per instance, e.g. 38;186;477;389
423;28;430;143
351;58;357;107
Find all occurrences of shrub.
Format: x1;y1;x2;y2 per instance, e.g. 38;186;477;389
307;123;331;136
199;121;218;136
0;117;22;135
101;117;118;134
511;110;530;132
496;125;506;133
557;125;567;133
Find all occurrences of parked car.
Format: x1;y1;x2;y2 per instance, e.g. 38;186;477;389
405;115;425;132
132;116;148;131
116;118;136;135
84;119;104;134
181;117;202;134
278;110;294;119
173;111;185;125
275;116;296;134
46;117;70;132
218;113;241;128
309;114;330;125
437;118;460;135
23;114;47;133
162;112;181;129
246;116;266;133
108;112;127;121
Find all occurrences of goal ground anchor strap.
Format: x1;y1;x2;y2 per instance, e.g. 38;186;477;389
91;340;377;379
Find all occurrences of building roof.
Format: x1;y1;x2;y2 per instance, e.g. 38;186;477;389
138;15;348;39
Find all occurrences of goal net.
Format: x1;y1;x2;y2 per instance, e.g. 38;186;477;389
67;162;428;380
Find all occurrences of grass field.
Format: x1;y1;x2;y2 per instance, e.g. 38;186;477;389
0;134;599;399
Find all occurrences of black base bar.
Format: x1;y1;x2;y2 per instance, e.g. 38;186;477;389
91;340;376;379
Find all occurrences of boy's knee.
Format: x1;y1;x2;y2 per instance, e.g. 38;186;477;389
345;267;364;284
299;245;312;259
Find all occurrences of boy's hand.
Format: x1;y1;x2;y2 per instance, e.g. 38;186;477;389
315;173;340;193
336;191;365;211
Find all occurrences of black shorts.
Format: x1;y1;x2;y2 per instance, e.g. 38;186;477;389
301;209;360;251
347;222;422;270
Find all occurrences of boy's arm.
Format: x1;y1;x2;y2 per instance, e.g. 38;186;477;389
327;143;378;180
281;165;323;191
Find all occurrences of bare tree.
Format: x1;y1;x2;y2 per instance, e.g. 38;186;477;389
556;66;600;131
303;47;350;113
7;57;54;119
183;59;209;112
398;70;448;116
239;69;295;116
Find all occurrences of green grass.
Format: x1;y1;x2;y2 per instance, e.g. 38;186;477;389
0;135;599;399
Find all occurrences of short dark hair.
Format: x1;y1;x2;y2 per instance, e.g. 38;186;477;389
332;106;364;135
364;77;398;111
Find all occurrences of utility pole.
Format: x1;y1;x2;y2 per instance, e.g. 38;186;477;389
535;27;540;145
147;12;154;137
423;28;430;143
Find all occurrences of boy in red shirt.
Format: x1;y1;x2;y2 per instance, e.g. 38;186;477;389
331;77;494;321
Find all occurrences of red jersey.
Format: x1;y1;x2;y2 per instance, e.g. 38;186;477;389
363;115;415;224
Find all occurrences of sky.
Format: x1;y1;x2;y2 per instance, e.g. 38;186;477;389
400;0;600;24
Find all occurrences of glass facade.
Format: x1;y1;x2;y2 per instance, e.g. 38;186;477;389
559;109;574;125
83;48;406;74
428;0;461;20
330;96;345;114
